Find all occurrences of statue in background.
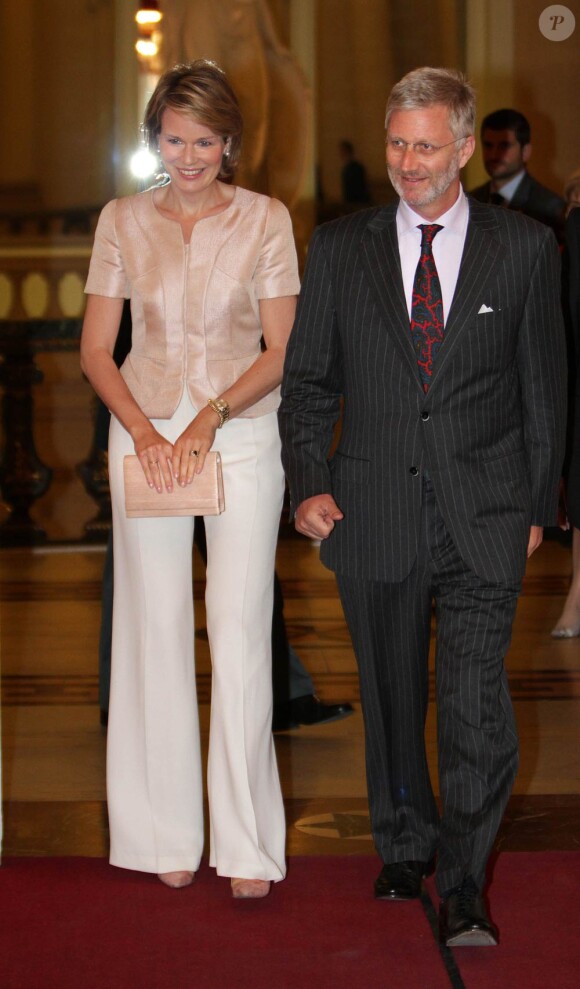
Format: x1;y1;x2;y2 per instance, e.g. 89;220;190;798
161;0;311;211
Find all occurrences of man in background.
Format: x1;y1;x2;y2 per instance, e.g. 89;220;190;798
339;140;372;206
469;108;565;241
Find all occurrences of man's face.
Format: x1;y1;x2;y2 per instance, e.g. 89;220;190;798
386;105;475;219
481;128;530;184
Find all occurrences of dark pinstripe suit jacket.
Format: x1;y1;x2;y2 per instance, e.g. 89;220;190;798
279;199;566;584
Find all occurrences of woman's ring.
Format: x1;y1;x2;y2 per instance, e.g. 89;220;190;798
148;460;159;467
190;449;199;457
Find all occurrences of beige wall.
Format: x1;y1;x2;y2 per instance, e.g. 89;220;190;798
316;0;393;203
316;0;465;204
0;0;116;210
1;0;579;213
36;0;116;208
316;0;579;205
465;0;580;194
513;0;580;195
0;0;36;192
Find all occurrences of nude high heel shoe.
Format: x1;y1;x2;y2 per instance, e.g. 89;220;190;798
158;871;195;889
230;878;271;899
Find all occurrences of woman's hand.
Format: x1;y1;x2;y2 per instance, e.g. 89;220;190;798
81;296;177;494
172;406;219;484
133;424;175;492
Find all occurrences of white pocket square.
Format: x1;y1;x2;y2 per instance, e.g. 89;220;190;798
478;304;494;314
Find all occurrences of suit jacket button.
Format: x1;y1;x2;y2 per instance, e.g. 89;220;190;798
420;411;430;421
409;466;419;476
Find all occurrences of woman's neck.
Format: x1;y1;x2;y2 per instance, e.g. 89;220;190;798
155;180;234;222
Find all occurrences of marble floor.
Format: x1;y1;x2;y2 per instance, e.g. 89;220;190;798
2;525;580;861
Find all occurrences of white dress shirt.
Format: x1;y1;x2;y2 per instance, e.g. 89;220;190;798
396;189;470;324
494;169;526;204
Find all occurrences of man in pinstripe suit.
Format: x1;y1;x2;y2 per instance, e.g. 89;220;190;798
279;68;566;946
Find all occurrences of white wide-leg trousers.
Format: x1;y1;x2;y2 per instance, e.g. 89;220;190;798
106;393;286;880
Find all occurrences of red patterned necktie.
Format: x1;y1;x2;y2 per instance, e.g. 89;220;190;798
410;223;444;392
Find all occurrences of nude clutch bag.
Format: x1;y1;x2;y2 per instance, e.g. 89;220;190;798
123;452;225;517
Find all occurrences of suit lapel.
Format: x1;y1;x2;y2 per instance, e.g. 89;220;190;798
359;206;423;388
427;200;506;393
509;172;533;212
358;199;507;395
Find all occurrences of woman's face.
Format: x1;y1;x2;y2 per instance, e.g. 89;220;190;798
157;107;227;194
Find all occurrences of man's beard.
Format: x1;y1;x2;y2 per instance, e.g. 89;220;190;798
388;150;461;209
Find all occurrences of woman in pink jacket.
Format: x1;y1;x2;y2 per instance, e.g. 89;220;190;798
81;60;299;898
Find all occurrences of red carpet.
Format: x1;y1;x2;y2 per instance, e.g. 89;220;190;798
1;856;447;989
431;850;580;989
1;853;579;988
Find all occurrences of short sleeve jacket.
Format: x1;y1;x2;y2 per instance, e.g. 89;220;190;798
85;186;300;419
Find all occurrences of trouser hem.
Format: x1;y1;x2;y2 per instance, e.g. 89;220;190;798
109;851;202;874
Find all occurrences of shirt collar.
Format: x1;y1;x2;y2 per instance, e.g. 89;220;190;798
396;187;469;239
495;169;526;203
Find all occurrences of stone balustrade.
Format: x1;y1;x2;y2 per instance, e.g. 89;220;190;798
0;239;92;321
0;230;108;545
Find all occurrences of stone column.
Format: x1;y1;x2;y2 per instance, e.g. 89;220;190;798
289;0;317;262
114;0;142;196
464;0;515;190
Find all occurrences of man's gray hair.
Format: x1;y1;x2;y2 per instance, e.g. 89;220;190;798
385;67;476;139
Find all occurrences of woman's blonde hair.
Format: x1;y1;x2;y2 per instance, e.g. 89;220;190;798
143;59;243;178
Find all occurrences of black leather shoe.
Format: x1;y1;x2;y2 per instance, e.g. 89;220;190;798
273;695;354;731
374;860;432;900
439;877;499;947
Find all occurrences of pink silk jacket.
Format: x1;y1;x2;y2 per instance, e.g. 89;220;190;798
84;186;300;419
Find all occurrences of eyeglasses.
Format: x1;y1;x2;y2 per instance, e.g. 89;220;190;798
386;136;468;159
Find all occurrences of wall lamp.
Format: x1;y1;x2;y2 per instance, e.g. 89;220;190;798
136;2;163;26
135;2;163;59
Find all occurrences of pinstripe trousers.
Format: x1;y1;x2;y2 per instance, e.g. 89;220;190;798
337;476;519;896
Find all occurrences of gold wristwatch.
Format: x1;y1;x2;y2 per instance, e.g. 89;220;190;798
207;397;230;428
